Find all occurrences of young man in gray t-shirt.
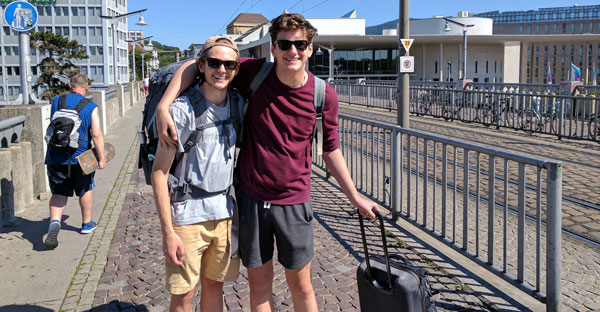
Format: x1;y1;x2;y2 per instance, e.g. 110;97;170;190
151;36;243;312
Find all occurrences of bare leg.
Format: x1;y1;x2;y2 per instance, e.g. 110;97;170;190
200;275;224;311
248;259;275;312
49;194;67;222
284;261;317;312
79;190;93;224
170;290;194;312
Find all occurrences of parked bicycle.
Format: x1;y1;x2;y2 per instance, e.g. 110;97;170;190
518;98;576;135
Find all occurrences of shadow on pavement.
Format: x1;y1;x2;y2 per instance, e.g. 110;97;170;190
89;300;149;311
0;304;53;312
0;215;79;251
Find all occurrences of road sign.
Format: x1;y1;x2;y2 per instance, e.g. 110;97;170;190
400;56;414;73
4;1;38;32
401;38;414;53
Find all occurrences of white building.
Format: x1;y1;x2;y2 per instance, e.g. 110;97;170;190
0;0;135;100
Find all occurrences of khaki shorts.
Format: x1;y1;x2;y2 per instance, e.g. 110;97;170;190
165;218;240;295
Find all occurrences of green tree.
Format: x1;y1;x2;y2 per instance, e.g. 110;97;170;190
128;49;152;81
30;31;88;100
159;54;176;68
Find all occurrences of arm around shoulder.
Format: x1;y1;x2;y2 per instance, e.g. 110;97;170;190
156;59;199;149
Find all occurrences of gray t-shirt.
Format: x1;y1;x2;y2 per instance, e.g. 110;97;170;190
169;85;237;225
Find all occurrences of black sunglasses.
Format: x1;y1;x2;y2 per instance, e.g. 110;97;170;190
274;40;310;51
206;58;238;70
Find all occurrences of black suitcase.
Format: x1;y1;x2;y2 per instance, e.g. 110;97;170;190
357;210;437;312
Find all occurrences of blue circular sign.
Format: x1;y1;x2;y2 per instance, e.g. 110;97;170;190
4;1;38;32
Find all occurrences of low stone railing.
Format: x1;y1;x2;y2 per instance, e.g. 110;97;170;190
0;81;145;227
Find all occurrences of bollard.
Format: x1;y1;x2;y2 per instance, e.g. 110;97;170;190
19;142;34;206
0;149;15;226
546;162;562;312
7;144;25;215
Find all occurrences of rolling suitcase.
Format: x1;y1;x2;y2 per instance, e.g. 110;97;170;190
357;210;437;312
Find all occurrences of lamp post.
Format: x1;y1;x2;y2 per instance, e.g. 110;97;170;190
100;8;147;85
397;0;409;128
443;17;474;86
316;45;334;82
140;52;150;80
126;36;153;82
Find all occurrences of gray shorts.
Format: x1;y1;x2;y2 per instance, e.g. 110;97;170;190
237;191;314;270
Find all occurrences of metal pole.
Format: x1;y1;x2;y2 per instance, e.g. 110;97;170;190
131;42;136;82
112;21;118;84
328;48;334;82
141;55;145;80
19;32;31;104
397;0;410;128
462;28;467;83
546;162;562;312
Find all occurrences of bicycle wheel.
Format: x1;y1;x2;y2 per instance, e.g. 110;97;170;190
589;117;600;141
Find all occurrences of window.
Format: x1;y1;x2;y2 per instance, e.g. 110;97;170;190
545;24;549;34
486;61;489;74
88;7;95;16
581;23;584;33
7;67;12;75
562;23;566;33
80;7;86;16
90;27;95;36
31;66;37;75
527;25;531;34
72;7;78;16
475;61;478;74
520;25;523;34
80;27;86;36
14;67;20;76
536;24;540;34
63;27;69;36
434;61;438;74
571;23;575;33
4;47;11;56
554;24;558;33
73;27;79;36
3;27;10;36
55;27;61;35
55;6;62;16
63;7;69;16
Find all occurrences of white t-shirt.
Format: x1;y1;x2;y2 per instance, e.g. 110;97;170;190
143;77;149;87
169;85;239;225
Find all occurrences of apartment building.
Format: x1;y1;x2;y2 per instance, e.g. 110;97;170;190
0;0;132;100
476;5;600;83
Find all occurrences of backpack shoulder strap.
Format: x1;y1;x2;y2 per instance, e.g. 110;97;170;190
74;98;92;113
249;61;273;97
58;95;67;110
313;76;326;117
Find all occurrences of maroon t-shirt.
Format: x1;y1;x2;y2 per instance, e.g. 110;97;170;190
232;57;339;204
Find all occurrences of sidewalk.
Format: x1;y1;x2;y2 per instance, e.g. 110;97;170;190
0;99;145;311
1;97;543;311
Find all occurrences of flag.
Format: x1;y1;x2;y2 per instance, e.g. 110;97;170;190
571;63;581;81
593;63;597;86
547;64;552;84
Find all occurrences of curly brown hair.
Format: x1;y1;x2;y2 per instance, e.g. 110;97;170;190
269;13;318;44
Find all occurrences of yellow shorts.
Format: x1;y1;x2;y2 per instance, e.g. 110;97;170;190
165;218;240;295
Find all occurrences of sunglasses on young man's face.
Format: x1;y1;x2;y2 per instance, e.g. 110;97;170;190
274;40;311;51
206;58;238;70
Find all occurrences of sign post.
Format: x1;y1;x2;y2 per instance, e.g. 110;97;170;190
4;1;38;104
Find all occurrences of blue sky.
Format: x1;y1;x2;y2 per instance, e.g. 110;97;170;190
127;0;598;50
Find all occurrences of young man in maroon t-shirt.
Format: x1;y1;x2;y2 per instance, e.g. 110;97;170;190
156;13;378;312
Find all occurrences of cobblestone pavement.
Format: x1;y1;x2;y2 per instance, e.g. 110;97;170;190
71;134;505;311
87;168;499;311
339;103;600;244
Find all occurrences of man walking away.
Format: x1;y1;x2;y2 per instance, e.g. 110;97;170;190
44;74;105;249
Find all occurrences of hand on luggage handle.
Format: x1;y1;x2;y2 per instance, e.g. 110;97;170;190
358;208;393;291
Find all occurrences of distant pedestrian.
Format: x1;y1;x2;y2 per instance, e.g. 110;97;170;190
43;74;106;249
143;74;150;95
151;36;242;312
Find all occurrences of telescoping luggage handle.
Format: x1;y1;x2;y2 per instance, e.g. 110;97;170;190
359;209;393;291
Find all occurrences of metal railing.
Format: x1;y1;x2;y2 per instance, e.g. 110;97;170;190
0;115;26;148
313;113;562;311
105;88;117;100
332;82;600;142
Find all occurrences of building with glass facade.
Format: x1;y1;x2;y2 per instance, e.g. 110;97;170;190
475;5;600;83
0;0;132;101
